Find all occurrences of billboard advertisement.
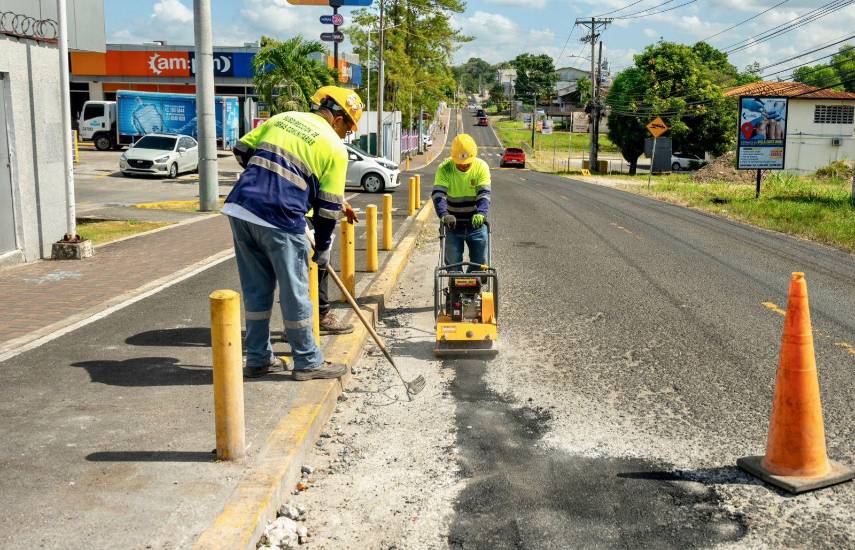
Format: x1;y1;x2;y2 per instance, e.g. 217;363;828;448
74;50;256;78
737;96;788;170
116;91;239;147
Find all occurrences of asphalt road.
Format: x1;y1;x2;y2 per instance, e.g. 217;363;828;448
446;109;855;547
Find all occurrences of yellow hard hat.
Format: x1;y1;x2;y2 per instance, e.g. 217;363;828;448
310;85;364;132
451;134;478;165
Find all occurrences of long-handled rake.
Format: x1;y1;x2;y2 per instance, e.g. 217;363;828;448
305;228;425;399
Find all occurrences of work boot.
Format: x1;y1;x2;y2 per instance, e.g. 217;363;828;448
244;355;286;378
293;361;348;381
319;311;354;335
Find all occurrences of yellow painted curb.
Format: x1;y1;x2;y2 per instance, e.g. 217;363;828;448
194;200;435;550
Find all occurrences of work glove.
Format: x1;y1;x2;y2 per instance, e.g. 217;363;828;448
312;247;331;268
441;214;457;229
343;203;359;224
471;214;485;228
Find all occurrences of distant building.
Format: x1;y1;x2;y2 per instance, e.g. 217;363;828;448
0;0;105;265
497;68;516;97
70;44;362;135
726;81;855;174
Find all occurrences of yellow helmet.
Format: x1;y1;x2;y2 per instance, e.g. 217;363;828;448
451;133;478;165
310;85;364;132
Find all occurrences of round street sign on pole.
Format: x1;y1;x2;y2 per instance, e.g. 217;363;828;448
320;13;345;25
320;31;345;42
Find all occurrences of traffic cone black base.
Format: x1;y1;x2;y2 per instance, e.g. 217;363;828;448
738;456;854;494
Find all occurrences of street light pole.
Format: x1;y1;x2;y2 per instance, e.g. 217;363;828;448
376;0;385;157
56;0;76;239
194;0;219;211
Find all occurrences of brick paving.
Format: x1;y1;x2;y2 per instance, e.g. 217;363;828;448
0;215;232;348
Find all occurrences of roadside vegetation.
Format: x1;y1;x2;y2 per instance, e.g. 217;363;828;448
493;118;619;154
615;171;855;252
77;219;171;245
133;198;226;213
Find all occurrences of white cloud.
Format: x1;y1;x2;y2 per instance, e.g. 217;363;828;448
643;28;658;38
484;0;548;9
152;0;193;25
452;12;562;64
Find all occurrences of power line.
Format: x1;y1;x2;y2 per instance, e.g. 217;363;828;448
699;0;791;43
613;0;701;19
594;0;651;18
758;33;855;72
723;0;853;54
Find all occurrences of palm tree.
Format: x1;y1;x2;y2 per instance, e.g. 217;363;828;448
252;36;335;114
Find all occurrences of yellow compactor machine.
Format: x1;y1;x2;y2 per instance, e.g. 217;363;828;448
434;222;499;357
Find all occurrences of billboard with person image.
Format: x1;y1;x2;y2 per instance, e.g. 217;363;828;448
737;96;788;170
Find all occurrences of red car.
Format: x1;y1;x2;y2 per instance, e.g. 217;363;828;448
477;116;489;126
500;147;526;168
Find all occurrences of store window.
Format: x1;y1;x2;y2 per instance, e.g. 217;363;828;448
813;104;855;125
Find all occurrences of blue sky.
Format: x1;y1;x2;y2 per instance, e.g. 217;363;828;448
105;1;855;77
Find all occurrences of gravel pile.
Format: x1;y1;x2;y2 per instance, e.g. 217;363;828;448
692;151;756;184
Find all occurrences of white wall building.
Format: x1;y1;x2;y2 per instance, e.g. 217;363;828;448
0;0;105;266
727;81;855;174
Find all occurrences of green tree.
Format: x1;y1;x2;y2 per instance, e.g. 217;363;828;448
794;66;843;90
511;53;558;102
735;62;762;86
606;41;735;166
831;45;855;92
487;81;506;111
455;57;496;94
347;0;469;130
606;68;653;175
252;36;334;114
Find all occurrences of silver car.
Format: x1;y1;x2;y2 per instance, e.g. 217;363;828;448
345;143;401;193
119;133;199;178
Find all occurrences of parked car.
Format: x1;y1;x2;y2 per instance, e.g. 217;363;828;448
345;143;401;193
500;147;526;168
477;116;489;126
671;153;707;171
119;133;198;178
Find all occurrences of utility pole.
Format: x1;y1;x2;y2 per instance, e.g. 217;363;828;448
531;95;537;148
57;0;76;239
366;30;371;147
194;0;218;211
575;16;611;173
593;41;603;172
376;0;385;157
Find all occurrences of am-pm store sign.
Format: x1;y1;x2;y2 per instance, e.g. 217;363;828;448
71;50;255;78
71;49;362;85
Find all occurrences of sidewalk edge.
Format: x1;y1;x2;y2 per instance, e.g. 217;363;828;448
194;202;434;550
0;248;235;363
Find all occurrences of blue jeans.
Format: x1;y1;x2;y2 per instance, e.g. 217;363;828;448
444;224;488;270
228;217;323;371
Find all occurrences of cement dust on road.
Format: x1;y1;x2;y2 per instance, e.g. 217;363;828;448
286;228;462;549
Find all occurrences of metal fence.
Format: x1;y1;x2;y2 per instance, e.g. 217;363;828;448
0;11;58;43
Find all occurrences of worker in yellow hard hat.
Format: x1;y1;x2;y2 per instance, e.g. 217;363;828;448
431;133;491;269
223;85;363;379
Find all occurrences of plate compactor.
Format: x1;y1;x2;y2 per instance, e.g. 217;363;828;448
434;222;499;358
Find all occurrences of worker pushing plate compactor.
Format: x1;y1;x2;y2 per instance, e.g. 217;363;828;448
433;221;499;357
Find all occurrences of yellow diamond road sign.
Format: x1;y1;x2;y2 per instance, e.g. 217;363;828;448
646;117;669;138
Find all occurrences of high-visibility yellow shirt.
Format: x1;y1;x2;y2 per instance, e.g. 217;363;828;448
431;157;491;221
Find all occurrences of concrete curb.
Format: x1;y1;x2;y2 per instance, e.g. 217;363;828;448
194;201;435;550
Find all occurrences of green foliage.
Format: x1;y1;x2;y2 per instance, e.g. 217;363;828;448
487;81;507;111
793;66;842;90
252;36;334;114
347;0;469;130
735;62;762;86
814;160;853;181
606;41;736;169
455;57;496;94
793;45;855;92
511;53;558;101
576;77;592;106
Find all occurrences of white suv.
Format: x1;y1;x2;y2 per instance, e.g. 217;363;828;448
671;153;707;172
345;144;401;193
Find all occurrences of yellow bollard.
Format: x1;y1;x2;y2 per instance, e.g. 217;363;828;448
382;193;393;251
366;204;378;272
340;220;355;300
308;258;320;344
415;174;422;207
406;156;411;171
408;177;417;217
209;289;246;461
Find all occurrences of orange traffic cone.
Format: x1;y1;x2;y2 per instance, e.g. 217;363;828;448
738;273;854;493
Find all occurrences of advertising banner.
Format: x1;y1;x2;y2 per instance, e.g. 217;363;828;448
737;96;788;170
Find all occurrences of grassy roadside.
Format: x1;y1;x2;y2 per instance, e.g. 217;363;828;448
613;173;855;252
134;198;226;212
77;219;172;245
492;117;620;154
